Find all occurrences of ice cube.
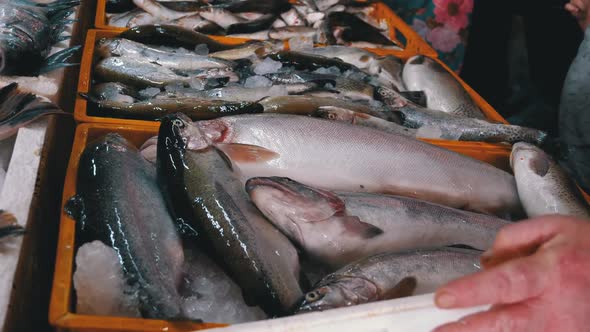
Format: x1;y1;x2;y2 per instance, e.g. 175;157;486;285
194;44;209;56
253;57;283;75
244;75;273;88
288;36;314;51
138;87;161;99
73;241;140;317
313;66;341;76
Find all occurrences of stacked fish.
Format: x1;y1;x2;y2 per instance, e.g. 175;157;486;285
106;0;402;48
87;26;548;145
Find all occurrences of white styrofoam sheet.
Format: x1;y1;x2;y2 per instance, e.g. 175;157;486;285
210;294;489;332
0;119;49;330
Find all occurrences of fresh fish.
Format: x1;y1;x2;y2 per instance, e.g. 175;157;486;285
209;41;283;60
296;248;481;313
97;38;236;71
158;1;210;12
0;83;65;140
0;211;23;239
95;56;193;88
312;106;415;138
132;0;196;20
157;115;303;316
511;142;590;219
161;84;312;102
208;0;291;14
298;46;378;72
403;55;485;119
269;26;317;40
272;18;287;29
190;114;522;216
106;0;135;13
127;11;160;27
0;0;81;76
396;106;548;145
226;13;277;35
246;177;508;268
266;50;362;73
328;12;396;47
119;25;236;52
259;95;400;123
199;8;245;29
371;55;406;91
227;30;271;40
168;14;224;34
65;133;184;319
304;12;325;25
140;136;158;163
109;8;145;27
280;9;305;26
83;93;263;120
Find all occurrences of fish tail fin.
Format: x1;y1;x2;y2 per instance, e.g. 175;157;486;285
42;0;80;18
0;83;64;139
39;46;81;75
0;211;23;239
49;9;77;41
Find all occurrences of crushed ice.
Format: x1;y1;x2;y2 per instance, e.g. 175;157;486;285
244;75;273;88
73;241;140;317
313;66;341;76
253;57;283;75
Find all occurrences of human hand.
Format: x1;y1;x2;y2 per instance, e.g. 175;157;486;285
432;215;590;332
566;0;590;30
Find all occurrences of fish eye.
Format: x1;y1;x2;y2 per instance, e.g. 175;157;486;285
305;290;323;303
172;119;184;128
328;113;336;120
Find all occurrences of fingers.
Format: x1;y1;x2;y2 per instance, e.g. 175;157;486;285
435;253;553;309
433;302;542;332
488;215;574;254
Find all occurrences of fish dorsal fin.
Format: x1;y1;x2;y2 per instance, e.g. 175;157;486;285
382;277;417;300
216;143;280;163
529;156;551;177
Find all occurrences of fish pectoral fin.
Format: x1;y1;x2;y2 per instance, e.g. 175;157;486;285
332;215;383;239
382;277;417;300
216;143;280;163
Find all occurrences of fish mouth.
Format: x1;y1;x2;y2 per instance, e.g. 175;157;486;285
510;142;535;169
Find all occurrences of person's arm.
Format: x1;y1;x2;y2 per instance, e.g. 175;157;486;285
433;215;590;332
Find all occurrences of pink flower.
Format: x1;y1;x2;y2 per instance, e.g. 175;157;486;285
411;19;429;39
433;0;473;32
426;26;461;53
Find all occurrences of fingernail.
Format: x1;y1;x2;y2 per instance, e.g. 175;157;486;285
435;291;455;308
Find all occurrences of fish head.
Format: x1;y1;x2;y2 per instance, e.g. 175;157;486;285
312;106;356;123
96;38;120;57
245;177;345;244
295;276;379;313
159;113;211;152
510;142;553;177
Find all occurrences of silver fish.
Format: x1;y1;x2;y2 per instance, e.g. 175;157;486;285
511;142;590;219
402;55;486;119
199;8;245;29
190;114;522;216
209;41;283;60
269;26;317;40
297;248;481;313
246;177;508;268
370;55;406;91
132;0;196;20
298;46;378;72
312;106;415;138
97;38;235;71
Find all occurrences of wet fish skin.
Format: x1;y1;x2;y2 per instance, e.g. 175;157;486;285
209;41;283;60
259;95;400;123
156;115;303;316
370;55;406;91
511;142;590;219
84;93;264;120
210;0;291;14
266;50;362;74
132;0;195;21
312;106;415;138
397;106;548;145
95;56;193;88
199;8;245;29
298;46;377;72
168;14;225;34
296;248;481;313
246;177;508;267
193;114;522;216
402;55;485;119
226;13;277;35
328;11;395;47
119;24;236;52
66;133;184;319
268;26;317;40
97;38;236;71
